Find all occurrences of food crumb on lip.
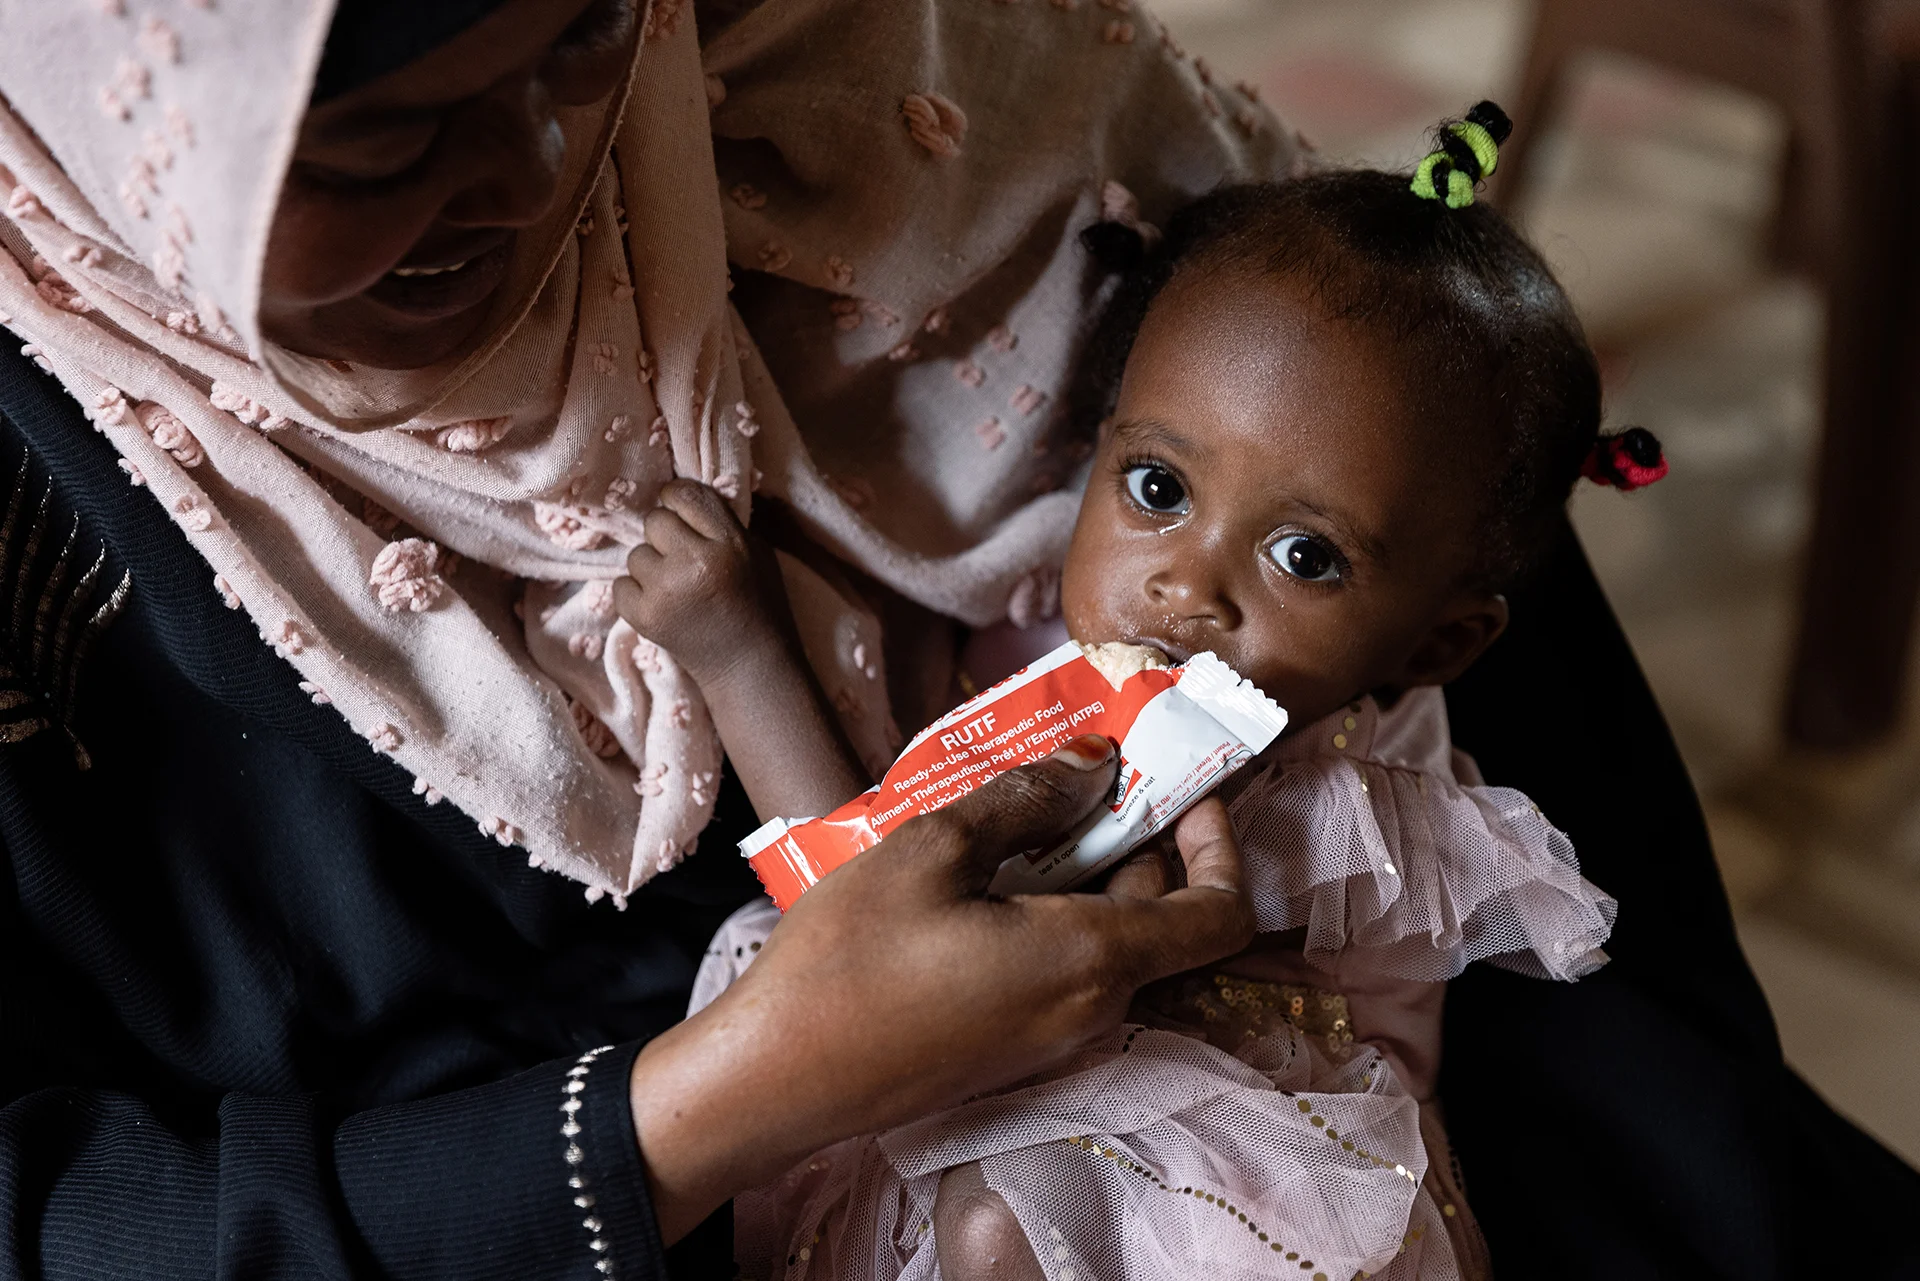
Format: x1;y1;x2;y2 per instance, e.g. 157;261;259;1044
1079;639;1172;688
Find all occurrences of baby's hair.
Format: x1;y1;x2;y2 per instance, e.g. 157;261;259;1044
1075;103;1661;592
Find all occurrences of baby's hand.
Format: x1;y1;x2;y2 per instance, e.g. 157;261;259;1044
615;479;788;685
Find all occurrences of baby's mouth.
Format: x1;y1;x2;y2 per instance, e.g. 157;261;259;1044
1124;635;1192;665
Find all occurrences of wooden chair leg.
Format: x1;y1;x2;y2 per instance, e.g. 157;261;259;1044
1785;8;1920;747
1490;0;1577;210
1765;129;1819;276
1777;26;1852;283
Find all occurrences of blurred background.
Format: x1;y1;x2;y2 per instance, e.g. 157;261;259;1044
1153;0;1920;1165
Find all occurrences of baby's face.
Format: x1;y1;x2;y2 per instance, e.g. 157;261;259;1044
1061;265;1501;729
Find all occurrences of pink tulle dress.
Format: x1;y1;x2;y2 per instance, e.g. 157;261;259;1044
691;686;1616;1281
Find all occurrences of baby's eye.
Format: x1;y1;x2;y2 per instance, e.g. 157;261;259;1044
1124;464;1189;515
1269;532;1342;583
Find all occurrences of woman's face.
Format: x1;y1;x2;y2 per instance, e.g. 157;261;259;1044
1060;265;1507;729
260;0;639;369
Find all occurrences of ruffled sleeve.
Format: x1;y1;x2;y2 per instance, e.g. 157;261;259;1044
1232;690;1616;982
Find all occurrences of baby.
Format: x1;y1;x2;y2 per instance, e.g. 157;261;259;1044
619;104;1661;1280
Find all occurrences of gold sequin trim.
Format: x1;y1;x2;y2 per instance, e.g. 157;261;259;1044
1282;1098;1420;1190
785;1228;822;1270
1284;1094;1418;1185
1061;1135;1325;1272
1135;974;1355;1055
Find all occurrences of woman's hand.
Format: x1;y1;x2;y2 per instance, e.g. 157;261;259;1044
628;736;1255;1241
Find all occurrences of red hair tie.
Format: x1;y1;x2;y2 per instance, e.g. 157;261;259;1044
1582;427;1667;491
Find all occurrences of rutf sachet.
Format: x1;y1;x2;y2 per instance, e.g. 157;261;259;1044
742;640;1288;908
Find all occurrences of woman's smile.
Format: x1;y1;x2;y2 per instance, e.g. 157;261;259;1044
260;0;636;367
363;234;515;320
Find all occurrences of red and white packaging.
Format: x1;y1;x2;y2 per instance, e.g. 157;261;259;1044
741;641;1288;910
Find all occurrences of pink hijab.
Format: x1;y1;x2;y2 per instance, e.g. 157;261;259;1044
0;0;1294;903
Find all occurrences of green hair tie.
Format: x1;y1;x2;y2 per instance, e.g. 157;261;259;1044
1450;119;1499;178
1410;152;1477;209
1410;153;1440;202
1409;102;1513;210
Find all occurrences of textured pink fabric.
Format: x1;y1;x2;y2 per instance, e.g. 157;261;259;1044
0;0;1294;899
900;93;967;157
367;539;446;614
695;687;1611;1279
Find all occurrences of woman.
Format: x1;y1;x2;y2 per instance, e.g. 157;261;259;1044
0;1;1911;1277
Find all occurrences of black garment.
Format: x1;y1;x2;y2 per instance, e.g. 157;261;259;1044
0;337;1915;1281
0;343;758;1278
1445;532;1920;1277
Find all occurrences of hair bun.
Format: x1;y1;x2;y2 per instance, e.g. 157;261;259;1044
1411;100;1513;209
1465;101;1513;147
1582;426;1668;491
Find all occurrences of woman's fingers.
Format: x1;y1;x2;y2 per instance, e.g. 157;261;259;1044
1101;847;1172;901
1080;798;1254;985
631;764;1248;1244
894;736;1118;892
1168;797;1244;895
